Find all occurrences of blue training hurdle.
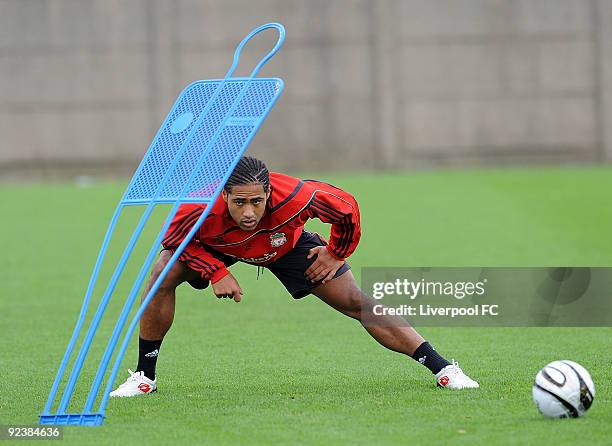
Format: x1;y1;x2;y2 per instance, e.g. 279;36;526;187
39;23;285;426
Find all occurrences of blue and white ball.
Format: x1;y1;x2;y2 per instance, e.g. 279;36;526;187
532;360;595;418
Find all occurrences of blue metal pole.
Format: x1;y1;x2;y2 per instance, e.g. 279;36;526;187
42;204;124;416
97;205;213;415
57;202;156;414
41;22;285;424
82;200;185;412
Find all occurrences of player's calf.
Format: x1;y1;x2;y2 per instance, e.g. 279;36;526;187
111;253;192;398
137;252;197;383
139;251;181;340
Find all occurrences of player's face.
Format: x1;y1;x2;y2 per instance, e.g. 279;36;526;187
222;184;270;231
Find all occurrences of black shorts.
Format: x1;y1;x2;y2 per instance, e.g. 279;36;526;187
185;231;351;299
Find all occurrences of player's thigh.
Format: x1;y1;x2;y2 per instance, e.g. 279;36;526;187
312;270;374;318
152;250;200;289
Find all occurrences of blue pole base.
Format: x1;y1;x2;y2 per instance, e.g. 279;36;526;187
39;413;105;426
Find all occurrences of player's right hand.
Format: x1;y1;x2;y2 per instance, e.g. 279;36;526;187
212;272;243;302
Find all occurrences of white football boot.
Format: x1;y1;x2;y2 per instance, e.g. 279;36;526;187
436;361;480;389
109;369;157;397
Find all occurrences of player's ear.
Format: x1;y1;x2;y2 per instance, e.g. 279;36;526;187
265;186;271;200
222;189;228;202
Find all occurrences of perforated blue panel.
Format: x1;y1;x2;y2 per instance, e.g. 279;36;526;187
123;78;283;204
40;23;286;427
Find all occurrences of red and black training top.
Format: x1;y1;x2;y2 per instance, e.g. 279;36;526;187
161;172;361;283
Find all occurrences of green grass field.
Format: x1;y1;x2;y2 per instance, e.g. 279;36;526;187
1;166;611;445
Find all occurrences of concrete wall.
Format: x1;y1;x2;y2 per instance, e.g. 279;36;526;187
1;0;611;178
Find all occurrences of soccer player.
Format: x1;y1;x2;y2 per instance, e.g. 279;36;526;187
110;157;479;397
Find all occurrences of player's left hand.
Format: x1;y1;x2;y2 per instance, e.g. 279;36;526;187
305;246;344;284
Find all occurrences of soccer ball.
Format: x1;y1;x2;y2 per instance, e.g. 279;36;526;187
532;360;595;418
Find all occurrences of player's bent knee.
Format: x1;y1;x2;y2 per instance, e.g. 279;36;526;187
315;274;372;320
150;250;184;291
340;288;370;320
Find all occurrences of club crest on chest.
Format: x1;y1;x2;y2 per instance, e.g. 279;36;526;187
270;232;287;247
